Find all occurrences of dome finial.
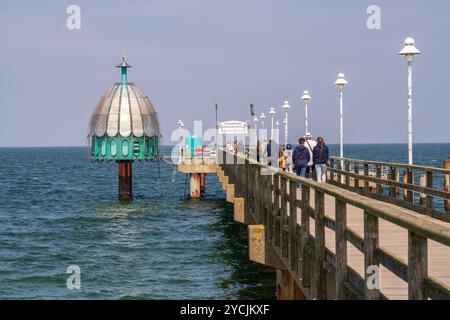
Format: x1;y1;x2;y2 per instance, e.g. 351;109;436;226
116;56;132;68
116;56;132;86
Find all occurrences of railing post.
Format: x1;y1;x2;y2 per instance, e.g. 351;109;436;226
300;186;311;288
280;176;288;259
329;158;335;183
335;198;347;300
419;173;426;206
345;160;350;186
376;165;382;196
364;210;380;300
425;171;433;212
273;174;281;249
389;166;398;196
403;168;414;203
314;190;327;299
289;180;298;272
337;160;342;185
408;232;427;300
444;158;450;212
364;163;369;192
354;162;359;189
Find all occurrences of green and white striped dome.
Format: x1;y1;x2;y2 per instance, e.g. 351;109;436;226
87;57;161;161
87;82;161;138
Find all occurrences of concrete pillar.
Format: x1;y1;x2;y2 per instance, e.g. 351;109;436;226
200;173;206;195
445;158;450;211
190;173;201;198
118;160;132;200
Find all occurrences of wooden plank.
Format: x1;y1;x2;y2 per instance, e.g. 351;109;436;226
364;210;380;299
289;180;298;271
335;198;347;299
314;190;327;299
329;156;450;175
300;186;311;288
273;175;281;249
408;232;427;300
329;167;449;199
280;176;288;258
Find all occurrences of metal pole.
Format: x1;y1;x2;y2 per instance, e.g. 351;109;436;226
340;89;344;183
271;116;274;137
340;90;344;160
407;63;413;165
179;124;182;162
285;111;288;146
215;103;218;154
305;102;309;134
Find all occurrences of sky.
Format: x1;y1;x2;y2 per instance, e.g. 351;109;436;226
0;0;449;147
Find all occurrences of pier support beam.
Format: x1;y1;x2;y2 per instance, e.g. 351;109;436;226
118;160;132;200
276;270;307;300
248;225;284;270
190;173;202;198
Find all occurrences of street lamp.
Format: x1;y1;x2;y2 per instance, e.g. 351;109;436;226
178;120;184;162
335;73;348;170
282;100;290;146
269;107;276;137
399;37;421;165
260;113;266;129
301;91;312;135
253;116;259;132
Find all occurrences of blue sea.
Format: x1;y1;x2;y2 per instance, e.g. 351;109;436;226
0;144;448;299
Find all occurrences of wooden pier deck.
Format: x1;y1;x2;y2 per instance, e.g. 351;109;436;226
211;149;450;300
307;191;450;300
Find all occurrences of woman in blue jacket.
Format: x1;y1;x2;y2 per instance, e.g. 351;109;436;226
293;138;310;184
312;137;329;183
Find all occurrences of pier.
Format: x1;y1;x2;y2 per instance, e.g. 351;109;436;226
179;149;450;300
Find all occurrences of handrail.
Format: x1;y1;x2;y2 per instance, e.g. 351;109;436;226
248;158;450;246
330;156;450;175
327;156;450;222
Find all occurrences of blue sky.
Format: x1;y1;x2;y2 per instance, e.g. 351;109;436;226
1;0;449;146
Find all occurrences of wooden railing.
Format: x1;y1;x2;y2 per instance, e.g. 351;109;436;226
220;150;450;300
329;157;450;222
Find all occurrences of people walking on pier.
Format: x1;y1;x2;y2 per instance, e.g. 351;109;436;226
260;139;267;164
293;138;310;187
256;140;261;162
284;144;293;173
227;141;235;154
313;137;329;183
304;133;317;179
279;147;286;171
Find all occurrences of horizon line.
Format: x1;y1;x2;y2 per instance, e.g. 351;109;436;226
1;142;450;148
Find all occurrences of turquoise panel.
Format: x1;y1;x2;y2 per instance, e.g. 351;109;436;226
90;135;159;161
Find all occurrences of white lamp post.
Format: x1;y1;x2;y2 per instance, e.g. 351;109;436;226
269;107;276;137
282;100;290;146
253;116;259;133
301;91;312;135
260;113;266;130
399;37;421;165
335;73;348;171
178;120;184;162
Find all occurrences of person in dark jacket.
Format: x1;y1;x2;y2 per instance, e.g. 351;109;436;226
293;138;310;187
312;136;329;183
